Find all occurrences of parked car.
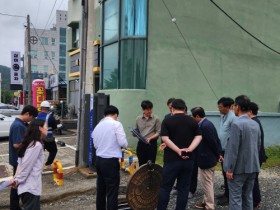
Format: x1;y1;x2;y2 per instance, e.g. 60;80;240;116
0;103;21;116
0;114;16;137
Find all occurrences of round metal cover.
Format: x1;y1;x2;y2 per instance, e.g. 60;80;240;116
126;162;162;210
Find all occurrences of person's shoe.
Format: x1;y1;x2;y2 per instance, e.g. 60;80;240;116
188;192;194;199
170;188;178;195
195;202;206;209
44;165;53;171
217;196;229;206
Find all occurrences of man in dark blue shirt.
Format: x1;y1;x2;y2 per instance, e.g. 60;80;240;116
37;101;57;170
9;105;38;210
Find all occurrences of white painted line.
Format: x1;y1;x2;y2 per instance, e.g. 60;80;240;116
0;154;9;157
54;136;76;139
42;165;76;175
0;165;76;181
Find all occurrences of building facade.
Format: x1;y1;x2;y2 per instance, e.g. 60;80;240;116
24;10;67;101
67;0;280;146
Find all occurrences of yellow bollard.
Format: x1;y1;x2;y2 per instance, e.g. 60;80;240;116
53;160;63;186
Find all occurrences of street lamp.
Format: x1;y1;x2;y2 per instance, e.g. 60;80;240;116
60;100;63;120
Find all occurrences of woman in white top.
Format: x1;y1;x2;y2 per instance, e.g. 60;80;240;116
11;119;47;210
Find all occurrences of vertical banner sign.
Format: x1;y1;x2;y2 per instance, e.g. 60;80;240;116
10;51;22;84
89;94;94;165
32;79;46;111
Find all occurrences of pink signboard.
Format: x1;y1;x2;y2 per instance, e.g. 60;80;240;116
32;79;46;111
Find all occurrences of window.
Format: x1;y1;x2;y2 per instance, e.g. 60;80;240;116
101;0;147;89
73;27;79;48
103;0;119;44
60;45;66;56
31;50;37;58
40;37;48;45
60;28;66;43
51;38;55;45
51;51;55;59
44;51;48;59
44;65;48;72
31;65;37;72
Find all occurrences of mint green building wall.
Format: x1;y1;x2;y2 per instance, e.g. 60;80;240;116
94;0;280;147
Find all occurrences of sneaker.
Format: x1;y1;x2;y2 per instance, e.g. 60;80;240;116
217;196;229;206
44;165;53;171
195;202;206;209
188;192;194;199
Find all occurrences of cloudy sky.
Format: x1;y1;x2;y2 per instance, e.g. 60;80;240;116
0;0;68;67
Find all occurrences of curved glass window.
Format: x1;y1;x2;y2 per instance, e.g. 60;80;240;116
101;0;147;89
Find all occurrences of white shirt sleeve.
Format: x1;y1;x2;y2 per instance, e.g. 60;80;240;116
114;122;128;148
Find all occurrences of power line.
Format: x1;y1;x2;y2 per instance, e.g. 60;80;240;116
161;0;219;100
35;0;42;27
210;0;280;55
46;0;65;29
0;12;25;18
30;23;66;85
40;0;58;36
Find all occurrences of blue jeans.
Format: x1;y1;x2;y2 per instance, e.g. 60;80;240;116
228;173;256;210
157;160;194;210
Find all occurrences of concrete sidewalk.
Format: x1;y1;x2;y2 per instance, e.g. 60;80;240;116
0;130;77;181
0;130;131;209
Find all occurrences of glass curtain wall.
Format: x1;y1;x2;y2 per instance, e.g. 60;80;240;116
101;0;147;89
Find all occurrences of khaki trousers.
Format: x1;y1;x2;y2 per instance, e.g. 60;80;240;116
200;166;216;210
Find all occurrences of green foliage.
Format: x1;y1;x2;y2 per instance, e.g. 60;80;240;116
1;90;13;104
262;145;280;169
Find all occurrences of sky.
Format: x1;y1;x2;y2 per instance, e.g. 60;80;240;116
0;0;68;67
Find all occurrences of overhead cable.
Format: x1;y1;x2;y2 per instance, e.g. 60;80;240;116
31;23;66;85
210;0;280;55
161;0;219;100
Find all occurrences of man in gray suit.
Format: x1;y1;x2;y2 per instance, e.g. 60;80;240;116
223;95;261;210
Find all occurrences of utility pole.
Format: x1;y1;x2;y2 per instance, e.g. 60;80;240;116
21;55;25;106
27;15;32;105
0;73;1;103
76;0;88;166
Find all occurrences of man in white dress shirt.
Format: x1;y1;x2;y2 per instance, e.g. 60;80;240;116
92;105;128;210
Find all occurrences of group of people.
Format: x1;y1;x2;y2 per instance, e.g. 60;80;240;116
93;95;266;210
8;101;58;210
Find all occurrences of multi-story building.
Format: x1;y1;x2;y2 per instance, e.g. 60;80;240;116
66;0;280;147
24;10;67;101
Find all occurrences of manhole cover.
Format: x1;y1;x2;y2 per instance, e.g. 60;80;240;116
126;162;162;210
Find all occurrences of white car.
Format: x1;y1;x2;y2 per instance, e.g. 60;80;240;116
0;114;16;137
0;103;21;116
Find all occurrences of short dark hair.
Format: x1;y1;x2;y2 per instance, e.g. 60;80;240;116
217;97;234;107
167;98;175;106
191;107;205;118
235;95;251;112
172;99;186;111
141;100;153;110
249;102;259;115
104;105;119;116
21;105;38;117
